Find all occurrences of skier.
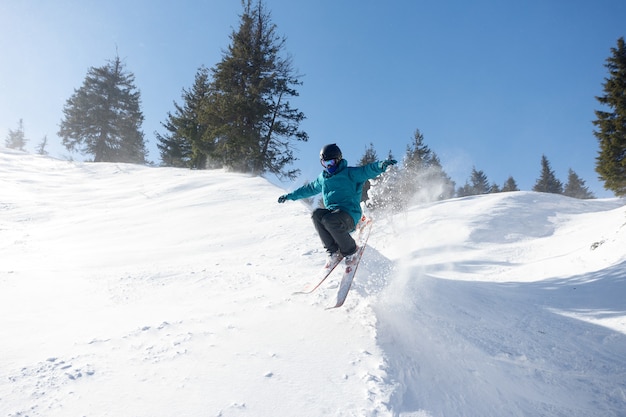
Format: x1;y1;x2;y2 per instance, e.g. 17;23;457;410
277;143;396;265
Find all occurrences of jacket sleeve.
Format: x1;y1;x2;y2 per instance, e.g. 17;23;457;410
286;176;323;201
351;161;385;182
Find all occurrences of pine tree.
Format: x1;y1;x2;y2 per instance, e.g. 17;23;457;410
357;143;378;203
428;154;456;200
470;167;490;195
5;119;27;150
593;37;626;196
502;176;519;192
157;66;211;168
58;55;147;163
357;142;378;166
403;129;432;174
457;182;473;197
201;0;307;179
36;135;48;155
458;167;490;196
367;149;402;211
366;130;454;210
396;129;454;203
533;155;563;194
563;168;595;199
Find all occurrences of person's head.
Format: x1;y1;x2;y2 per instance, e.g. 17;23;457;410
320;143;342;174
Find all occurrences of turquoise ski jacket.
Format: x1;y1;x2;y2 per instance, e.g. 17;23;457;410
284;159;385;228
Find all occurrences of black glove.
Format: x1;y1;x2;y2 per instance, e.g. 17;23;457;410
278;195;288;203
381;159;397;171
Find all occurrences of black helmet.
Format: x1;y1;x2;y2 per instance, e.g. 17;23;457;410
320;143;342;161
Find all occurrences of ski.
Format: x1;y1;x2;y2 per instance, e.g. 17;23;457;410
327;218;373;309
293;215;371;295
292;253;343;294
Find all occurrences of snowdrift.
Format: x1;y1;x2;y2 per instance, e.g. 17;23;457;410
1;149;625;417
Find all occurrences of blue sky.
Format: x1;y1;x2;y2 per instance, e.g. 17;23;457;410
1;1;625;197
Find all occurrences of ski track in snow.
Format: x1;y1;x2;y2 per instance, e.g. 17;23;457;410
1;149;625;417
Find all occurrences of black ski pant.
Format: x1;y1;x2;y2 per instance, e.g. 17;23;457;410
311;208;357;256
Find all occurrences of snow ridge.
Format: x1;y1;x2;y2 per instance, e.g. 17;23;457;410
1;149;625;417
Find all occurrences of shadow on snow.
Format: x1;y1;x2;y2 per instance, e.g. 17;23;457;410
371;259;626;417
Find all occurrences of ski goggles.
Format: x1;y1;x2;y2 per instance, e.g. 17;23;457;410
320;158;338;169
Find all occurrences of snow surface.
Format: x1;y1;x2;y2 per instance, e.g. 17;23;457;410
1;148;625;417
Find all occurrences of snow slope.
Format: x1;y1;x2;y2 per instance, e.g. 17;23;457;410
1;149;625;417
